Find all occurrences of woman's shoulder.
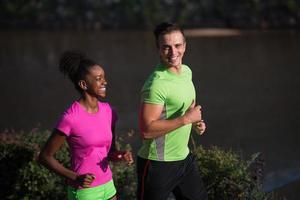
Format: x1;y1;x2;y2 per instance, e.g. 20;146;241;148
98;100;110;107
55;102;79;131
98;101;113;112
57;101;83;124
63;101;81;115
98;101;118;122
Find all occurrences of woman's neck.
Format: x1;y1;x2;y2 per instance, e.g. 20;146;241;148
79;95;99;113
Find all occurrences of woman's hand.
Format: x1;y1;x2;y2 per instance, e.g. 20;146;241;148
76;173;96;188
122;151;134;165
108;151;134;165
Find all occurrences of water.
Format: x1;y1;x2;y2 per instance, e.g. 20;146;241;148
0;29;299;191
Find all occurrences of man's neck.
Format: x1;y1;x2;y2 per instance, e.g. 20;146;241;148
167;65;182;75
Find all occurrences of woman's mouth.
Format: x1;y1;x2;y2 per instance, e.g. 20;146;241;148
99;87;106;92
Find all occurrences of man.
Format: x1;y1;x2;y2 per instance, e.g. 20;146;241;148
137;22;208;200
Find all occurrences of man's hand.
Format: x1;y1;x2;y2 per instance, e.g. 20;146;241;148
76;173;96;188
193;120;206;135
183;100;202;124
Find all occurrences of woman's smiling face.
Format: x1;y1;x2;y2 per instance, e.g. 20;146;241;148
83;65;107;98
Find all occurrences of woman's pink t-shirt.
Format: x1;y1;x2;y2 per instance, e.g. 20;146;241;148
56;101;117;189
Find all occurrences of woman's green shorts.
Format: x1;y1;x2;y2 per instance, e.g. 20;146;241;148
68;180;116;200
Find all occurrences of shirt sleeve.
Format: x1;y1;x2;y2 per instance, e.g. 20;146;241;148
141;81;167;105
55;111;73;136
111;107;118;127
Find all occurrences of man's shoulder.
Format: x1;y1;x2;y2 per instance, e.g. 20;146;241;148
182;64;192;73
144;67;168;84
142;73;167;92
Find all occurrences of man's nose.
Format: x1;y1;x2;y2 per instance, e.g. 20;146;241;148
169;46;176;55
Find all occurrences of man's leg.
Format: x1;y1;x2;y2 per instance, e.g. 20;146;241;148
172;153;208;200
137;156;183;200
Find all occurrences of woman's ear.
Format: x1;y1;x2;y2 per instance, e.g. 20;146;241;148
78;80;88;90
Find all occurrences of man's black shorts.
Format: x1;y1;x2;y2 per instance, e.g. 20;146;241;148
137;153;208;200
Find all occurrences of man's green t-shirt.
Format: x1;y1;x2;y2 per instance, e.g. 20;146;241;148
138;64;196;161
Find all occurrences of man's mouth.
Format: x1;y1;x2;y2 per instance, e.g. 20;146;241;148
169;56;178;62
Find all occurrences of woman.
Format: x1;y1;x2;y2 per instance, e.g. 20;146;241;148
38;51;133;200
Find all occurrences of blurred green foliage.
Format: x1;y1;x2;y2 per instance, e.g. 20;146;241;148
195;146;268;199
0;130;284;199
0;130;68;200
0;0;299;29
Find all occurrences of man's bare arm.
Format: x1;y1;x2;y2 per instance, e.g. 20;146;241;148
139;101;202;139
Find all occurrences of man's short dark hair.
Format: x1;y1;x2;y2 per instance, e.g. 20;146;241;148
154;22;185;46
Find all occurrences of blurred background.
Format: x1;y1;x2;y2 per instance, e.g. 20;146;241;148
0;0;299;199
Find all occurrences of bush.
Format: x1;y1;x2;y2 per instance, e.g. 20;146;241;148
111;131;137;200
0;130;69;200
111;162;137;200
0;130;280;200
194;146;270;199
0;130;136;200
